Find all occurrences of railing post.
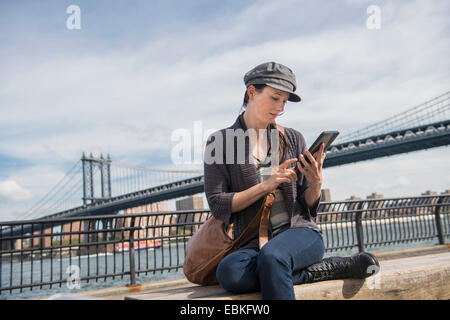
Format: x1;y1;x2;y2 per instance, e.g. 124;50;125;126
128;217;136;286
355;202;365;253
434;197;445;245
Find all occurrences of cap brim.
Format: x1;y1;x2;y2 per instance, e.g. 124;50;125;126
265;83;301;102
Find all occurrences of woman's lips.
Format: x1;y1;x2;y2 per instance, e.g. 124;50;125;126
269;113;278;118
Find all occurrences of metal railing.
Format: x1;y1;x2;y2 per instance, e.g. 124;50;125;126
1;194;448;295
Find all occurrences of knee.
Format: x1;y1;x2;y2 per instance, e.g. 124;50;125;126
257;245;290;272
216;256;251;293
313;235;326;261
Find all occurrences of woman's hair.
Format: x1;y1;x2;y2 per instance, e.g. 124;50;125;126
239;84;288;164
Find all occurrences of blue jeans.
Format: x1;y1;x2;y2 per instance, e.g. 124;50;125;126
216;227;325;300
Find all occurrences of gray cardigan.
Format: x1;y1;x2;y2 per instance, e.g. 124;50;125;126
203;112;320;250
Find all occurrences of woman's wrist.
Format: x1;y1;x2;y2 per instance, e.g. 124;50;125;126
305;183;322;208
231;181;272;213
260;180;273;194
308;182;322;193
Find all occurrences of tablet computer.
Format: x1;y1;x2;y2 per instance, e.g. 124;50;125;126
300;131;339;167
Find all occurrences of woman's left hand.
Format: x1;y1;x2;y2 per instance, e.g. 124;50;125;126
296;143;326;188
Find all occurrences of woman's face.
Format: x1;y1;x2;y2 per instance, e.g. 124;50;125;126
248;85;290;123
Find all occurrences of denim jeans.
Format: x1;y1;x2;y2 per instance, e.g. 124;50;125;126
216;227;325;300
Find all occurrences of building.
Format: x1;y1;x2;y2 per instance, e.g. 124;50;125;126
366;192;384;199
317;189;333;223
345;196;363;218
176;195;205;234
121;201;173;242
320;189;332;202
176;195;204;211
366;193;385;217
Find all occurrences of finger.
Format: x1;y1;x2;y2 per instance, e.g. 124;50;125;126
286;168;298;181
276;176;293;184
320;150;326;168
296;160;307;175
280;158;298;169
316;143;325;161
305;150;317;167
314;142;325;164
277;168;297;181
299;154;310;169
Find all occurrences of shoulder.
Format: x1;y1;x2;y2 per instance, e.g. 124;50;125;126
205;119;245;145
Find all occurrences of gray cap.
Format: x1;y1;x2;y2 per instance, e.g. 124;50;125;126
243;61;301;102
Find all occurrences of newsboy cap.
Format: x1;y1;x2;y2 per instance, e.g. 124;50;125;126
243;61;301;102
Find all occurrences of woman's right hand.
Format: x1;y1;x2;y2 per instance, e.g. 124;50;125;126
261;158;298;193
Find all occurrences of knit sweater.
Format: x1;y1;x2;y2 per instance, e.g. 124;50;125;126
253;152;290;235
203;112;321;250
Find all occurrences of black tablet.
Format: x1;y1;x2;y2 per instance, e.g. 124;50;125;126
300;131;339;166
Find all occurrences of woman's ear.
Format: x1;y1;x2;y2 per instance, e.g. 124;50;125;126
247;85;255;100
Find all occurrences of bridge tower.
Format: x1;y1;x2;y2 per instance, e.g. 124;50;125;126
81;152;112;205
81;152;113;249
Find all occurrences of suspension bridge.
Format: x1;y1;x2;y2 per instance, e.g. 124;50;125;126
8;91;450;224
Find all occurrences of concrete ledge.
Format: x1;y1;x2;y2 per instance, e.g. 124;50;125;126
124;250;450;300
291;262;449;300
371;243;450;261
42;278;191;300
43;245;450;300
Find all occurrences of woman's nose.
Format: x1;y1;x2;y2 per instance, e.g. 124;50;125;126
276;102;285;112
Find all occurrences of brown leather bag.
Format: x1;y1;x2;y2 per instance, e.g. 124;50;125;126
183;189;276;285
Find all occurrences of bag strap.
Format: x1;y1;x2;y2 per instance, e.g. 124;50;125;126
258;191;273;249
233;188;277;248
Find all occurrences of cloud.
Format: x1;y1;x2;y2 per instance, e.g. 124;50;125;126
322;146;450;200
0;0;449;219
2;1;449;140
0;180;33;202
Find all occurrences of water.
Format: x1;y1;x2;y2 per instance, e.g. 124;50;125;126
321;213;443;255
1;243;187;300
1;217;446;300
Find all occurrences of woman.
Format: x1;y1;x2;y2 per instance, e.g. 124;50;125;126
203;61;379;300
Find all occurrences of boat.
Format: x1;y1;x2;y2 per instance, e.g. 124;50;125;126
114;240;161;252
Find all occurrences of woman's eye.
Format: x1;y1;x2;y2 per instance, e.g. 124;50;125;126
272;97;287;104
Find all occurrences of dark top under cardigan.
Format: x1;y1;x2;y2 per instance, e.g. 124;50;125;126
203;112;321;250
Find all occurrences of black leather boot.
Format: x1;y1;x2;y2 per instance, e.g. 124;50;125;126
305;252;380;283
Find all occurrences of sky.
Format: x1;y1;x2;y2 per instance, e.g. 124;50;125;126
0;0;449;221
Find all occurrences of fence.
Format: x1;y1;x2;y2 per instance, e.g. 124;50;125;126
0;194;449;295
